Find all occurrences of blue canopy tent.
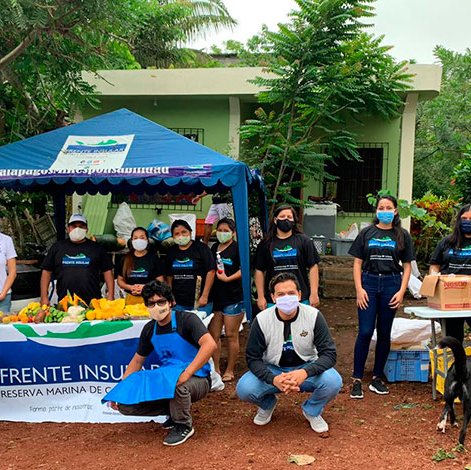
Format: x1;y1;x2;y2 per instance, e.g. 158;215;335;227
0;108;264;319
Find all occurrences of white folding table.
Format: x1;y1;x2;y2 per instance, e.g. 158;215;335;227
404;306;471;399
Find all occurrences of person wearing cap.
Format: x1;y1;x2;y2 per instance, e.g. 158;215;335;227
40;214;114;305
236;272;342;433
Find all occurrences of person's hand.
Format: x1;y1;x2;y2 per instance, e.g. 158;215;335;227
389;291;404;310
198;294;208;307
216;271;230;282
110;401;119;411
309;292;320;307
0;293;6;302
40;297;50;307
356;288;369;310
282;369;308;388
131;284;144;295
191;195;201;205
177;370;191;386
273;373;300;394
257;297;267;312
106;292;114;301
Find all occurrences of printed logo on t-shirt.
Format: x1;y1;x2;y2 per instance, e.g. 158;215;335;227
129;267;149;279
368;237;396;250
172;257;194;269
282;334;295;354
448;246;471;258
62;253;91;266
273;245;298;259
222;257;233;266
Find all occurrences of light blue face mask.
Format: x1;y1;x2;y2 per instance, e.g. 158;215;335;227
376;211;395;225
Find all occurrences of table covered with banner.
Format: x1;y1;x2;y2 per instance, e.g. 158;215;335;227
0;320;162;423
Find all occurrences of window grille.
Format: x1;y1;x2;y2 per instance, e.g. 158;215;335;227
323;143;388;213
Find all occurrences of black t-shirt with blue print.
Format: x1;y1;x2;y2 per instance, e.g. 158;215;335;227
210;241;243;308
165;240;216;307
255;233;320;303
430;236;471;274
116;251;164;290
348;225;415;274
41;239;113;303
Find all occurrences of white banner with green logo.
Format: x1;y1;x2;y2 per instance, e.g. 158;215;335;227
0;320;163;423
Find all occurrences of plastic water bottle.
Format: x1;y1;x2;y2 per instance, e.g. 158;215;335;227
216;252;225;274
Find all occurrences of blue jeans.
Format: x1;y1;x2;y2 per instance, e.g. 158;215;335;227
353;272;402;379
0;293;12;313
236;365;342;417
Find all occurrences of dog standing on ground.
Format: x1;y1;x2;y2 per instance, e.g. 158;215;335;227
437;336;471;445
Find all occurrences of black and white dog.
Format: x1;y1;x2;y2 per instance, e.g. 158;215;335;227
437;336;471;445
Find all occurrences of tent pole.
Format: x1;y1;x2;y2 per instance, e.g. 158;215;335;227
231;177;252;321
52;191;66;241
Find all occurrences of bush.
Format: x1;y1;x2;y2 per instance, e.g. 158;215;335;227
410;193;457;265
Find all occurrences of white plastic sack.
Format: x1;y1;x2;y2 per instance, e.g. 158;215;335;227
168;213;196;240
411;260;421;279
371;317;441;349
113;202;136;241
408;274;422;299
343;223;359;240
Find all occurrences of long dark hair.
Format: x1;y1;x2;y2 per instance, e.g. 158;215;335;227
373;195;405;251
122;227;149;277
449;204;471;250
264;204;303;244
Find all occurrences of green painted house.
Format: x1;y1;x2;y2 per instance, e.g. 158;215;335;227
79;65;442;237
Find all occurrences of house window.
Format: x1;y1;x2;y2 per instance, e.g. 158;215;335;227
323;144;387;213
170;128;205;144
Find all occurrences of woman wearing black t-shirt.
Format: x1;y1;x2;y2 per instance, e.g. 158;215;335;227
117;227;164;304
254;204;320;311
208;218;244;382
348;195;414;399
430;204;471;342
165;219;216;316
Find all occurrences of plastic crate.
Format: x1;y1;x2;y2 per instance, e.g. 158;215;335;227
384;349;430;383
429;346;471;395
310;236;328;255
330;238;353;256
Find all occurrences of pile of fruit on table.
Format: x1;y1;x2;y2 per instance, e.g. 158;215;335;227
0;294;149;324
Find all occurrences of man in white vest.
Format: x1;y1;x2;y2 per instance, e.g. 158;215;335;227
236;272;342;433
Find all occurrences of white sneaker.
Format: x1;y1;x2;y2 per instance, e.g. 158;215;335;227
253;396;278;425
302;410;329;433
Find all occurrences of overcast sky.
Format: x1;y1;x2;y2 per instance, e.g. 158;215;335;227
191;0;471;63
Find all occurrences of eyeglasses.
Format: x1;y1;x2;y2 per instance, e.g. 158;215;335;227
147;299;168;308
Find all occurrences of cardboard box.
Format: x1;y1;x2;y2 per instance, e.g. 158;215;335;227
420;274;471;310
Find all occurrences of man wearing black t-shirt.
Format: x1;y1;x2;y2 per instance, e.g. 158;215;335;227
236;273;342;433
107;281;216;446
40;214;114;305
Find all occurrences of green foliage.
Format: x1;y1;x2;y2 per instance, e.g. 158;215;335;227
413;47;471;198
410;193;456;264
431;448;456;463
0;0;236;143
451;143;471;203
239;0;410;215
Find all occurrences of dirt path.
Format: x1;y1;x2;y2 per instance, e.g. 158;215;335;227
2;297;470;469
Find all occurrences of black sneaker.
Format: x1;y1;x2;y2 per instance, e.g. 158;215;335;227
369;377;389;395
163;424;195;446
350;380;364;399
162;417;175;429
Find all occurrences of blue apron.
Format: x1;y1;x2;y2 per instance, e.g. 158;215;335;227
102;311;210;405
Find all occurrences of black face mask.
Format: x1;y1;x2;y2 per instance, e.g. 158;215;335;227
276;219;295;233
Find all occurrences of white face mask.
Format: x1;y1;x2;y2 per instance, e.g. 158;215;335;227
275;295;300;315
69;227;87;242
148;303;171;322
132;239;148;251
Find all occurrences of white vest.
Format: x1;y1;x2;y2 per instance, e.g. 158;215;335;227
257;303;319;366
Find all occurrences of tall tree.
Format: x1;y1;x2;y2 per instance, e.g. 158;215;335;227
413;47;471;199
0;0;236;144
239;0;410;215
